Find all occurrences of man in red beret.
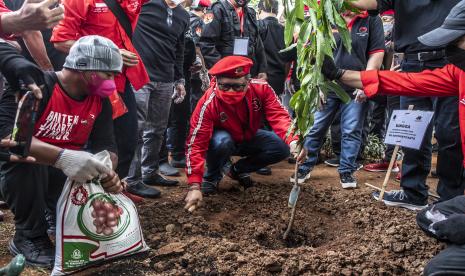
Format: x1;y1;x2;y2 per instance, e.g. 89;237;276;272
184;55;299;212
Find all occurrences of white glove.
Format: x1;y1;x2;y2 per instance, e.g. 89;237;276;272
54;149;111;183
289;140;300;157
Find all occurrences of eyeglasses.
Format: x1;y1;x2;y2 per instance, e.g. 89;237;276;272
167;8;173;26
218;82;247;91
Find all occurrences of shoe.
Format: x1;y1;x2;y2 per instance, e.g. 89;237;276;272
228;168;254;189
143;174;179;187
159;162;180;177
290;168;311;184
9;235;55;268
127;181;161;198
364;161;399;173
395;171;401;182
324;158;339;167
45;211;56;236
288;156;296;164
201;180;218;195
170;158;186;169
340;172;357;189
122;190;144;204
431;170;438;178
256;167;272;176
372;190;428;211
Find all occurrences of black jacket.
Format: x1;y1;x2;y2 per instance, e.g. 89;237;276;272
199;0;267;76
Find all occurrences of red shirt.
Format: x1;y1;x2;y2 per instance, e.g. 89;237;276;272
361;65;465;167
0;1;12;39
34;85;102;150
51;0;149;93
185;79;297;184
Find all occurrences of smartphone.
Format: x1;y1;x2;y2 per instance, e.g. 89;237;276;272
10;91;39;157
393;53;404;67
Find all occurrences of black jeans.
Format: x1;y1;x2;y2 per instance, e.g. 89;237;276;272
0;163;65;239
400;59;465;203
113;81;138;179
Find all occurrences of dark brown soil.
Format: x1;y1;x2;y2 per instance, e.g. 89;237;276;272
0;160;442;275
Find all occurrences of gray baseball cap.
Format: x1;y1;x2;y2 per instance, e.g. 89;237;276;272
418;0;465;47
63;35;123;73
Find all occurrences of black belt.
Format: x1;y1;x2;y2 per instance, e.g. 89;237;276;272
405;50;446;62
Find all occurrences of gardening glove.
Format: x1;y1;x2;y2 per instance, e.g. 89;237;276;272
321;55;345;81
432;214;465;245
289;140;300;158
54;149;111;183
184;183;203;213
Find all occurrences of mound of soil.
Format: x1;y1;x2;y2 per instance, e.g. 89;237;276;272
0;162;442;275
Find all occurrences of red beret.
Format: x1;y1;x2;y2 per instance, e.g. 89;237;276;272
199;0;211;7
381;10;394;16
209;56;253;78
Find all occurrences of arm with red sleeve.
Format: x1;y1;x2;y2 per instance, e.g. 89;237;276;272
261;81;297;144
361;64;461;98
50;0;88;52
185;92;216;185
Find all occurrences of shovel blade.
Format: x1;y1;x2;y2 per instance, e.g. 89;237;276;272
288;185;301;208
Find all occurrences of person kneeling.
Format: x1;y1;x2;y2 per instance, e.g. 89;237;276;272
0;35;123;267
184;56;298;212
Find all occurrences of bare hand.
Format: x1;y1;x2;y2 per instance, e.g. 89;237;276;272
184;189;203;213
119;49;139;67
257;73;267;80
354;89;367;103
296;148;308;164
101;171;123;194
17;0;64;31
173;84;186;104
390;64;401;72
190;62;202;74
0;139;36;162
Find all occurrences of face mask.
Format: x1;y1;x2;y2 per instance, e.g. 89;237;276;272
83;72;116;98
216;83;247;104
383;23;393;35
446;44;465;71
171;0;184;6
235;0;249;7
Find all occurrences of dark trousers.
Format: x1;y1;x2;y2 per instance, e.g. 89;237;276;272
0;163;65;239
190;78;203;113
203;130;289;182
400;59;465;203
114;81;138;179
417;196;465;275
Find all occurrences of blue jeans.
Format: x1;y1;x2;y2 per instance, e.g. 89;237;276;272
299;95;368;174
204;129;289;182
400;59;465;203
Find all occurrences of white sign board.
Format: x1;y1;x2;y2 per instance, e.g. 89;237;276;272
384;110;434;150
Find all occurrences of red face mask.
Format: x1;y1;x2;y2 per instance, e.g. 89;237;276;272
216;82;247;105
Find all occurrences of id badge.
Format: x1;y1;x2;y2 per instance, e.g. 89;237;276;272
233;37;249;56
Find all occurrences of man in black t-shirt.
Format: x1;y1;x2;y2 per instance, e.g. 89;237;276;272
257;0;287;95
351;0;463;211
129;0;190;195
292;11;385;189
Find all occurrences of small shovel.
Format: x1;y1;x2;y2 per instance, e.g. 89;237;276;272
283;162;301;239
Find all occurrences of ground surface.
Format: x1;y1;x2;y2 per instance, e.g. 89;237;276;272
0;160;442;275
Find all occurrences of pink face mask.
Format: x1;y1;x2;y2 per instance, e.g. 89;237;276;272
83;72;116;98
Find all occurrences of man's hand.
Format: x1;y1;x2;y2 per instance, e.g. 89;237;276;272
184;185;203;213
433;214;465;245
284;79;295;95
354;89;367;103
257;73;267;80
101;171;123;194
119;49;139;67
0;139;36;162
172;84;186;104
322;55;345;81
289;140;300;158
2;0;64;33
296;148;308;164
54;150;111;183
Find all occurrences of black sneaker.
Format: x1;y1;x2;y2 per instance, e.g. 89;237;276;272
324;158;339;167
256;167;272;176
143;173;179;187
201;180;218;195
9;235;55;268
170;158;186;169
339;172;357;189
372;190;428;211
228;168;254;190
290;168;311;184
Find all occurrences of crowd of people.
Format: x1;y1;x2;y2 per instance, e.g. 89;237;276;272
0;0;464;274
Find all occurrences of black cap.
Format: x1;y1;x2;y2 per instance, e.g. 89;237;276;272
418;0;465;47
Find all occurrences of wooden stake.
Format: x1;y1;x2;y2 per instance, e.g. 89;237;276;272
283;162;299;240
378;105;414;201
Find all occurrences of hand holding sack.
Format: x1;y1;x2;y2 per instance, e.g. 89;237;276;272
54;150;111;183
52;151;148;275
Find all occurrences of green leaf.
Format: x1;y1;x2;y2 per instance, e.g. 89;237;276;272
323;81;351;104
295;0;304;21
279;43;297;54
284;9;296;46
